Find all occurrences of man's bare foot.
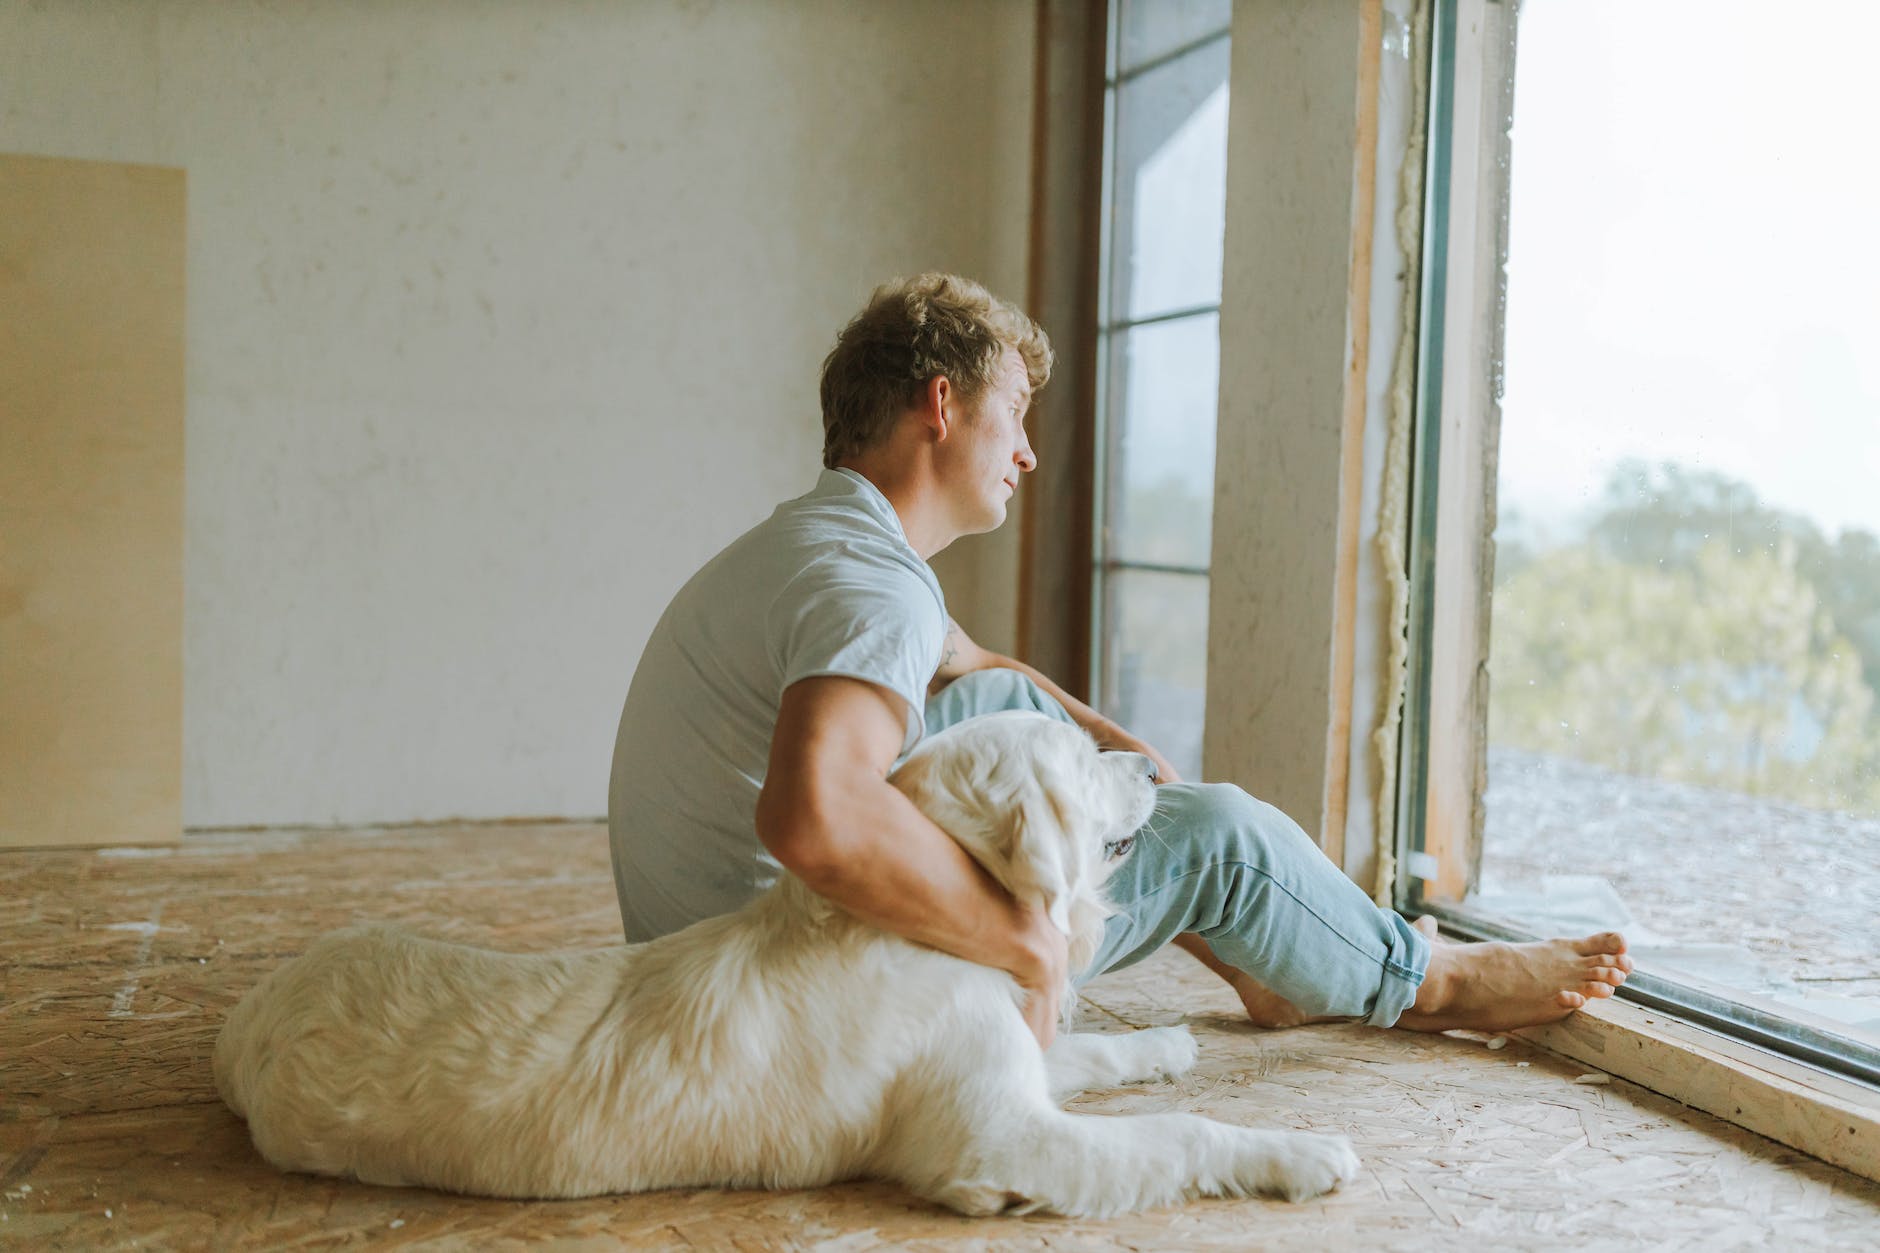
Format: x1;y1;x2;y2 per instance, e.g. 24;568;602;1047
1173;924;1631;1033
1395;931;1634;1033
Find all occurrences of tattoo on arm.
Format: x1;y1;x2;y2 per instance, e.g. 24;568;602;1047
938;618;960;672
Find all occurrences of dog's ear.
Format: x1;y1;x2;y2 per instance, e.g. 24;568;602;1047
1009;781;1076;936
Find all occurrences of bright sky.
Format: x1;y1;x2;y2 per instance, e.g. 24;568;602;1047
1124;82;1228;495
1499;0;1880;541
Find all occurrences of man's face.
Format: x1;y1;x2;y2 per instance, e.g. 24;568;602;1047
944;346;1036;534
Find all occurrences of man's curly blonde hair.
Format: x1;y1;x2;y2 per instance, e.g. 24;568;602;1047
820;273;1054;469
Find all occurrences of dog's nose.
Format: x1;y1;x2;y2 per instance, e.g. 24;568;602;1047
1104;748;1159;782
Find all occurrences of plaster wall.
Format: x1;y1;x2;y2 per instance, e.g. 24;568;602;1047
1;0;1034;827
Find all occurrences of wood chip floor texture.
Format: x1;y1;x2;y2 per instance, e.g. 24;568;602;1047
3;823;1877;1251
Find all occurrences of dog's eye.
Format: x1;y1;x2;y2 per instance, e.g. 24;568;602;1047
1103;836;1135;861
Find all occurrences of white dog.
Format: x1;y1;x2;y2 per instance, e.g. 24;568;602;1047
214;711;1359;1216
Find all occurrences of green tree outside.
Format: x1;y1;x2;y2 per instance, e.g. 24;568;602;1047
1489;462;1880;814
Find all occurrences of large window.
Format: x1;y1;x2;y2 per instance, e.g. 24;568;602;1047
1405;0;1880;1080
1091;0;1231;781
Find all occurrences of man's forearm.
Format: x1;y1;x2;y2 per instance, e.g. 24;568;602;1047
983;654;1127;746
971;653;1182;782
774;771;1046;978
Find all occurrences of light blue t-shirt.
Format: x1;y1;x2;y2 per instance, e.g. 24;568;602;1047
608;467;948;942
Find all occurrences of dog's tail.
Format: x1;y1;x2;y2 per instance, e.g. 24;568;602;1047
212;969;267;1119
211;923;404;1120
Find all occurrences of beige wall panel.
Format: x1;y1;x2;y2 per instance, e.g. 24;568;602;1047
1206;2;1367;835
0;154;185;847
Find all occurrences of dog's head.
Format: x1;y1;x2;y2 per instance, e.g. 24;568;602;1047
888;711;1160;975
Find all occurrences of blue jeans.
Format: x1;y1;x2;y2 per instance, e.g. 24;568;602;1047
922;668;1430;1027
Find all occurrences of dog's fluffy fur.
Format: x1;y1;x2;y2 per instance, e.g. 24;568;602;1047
214;711;1359;1216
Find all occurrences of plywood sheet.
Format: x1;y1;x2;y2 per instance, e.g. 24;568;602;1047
2;819;1876;1246
0;153;185;848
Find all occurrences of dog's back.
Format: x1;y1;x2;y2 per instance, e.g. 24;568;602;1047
214;923;637;1193
213;897;1021;1198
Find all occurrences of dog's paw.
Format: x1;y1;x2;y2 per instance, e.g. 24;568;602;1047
1261;1132;1361;1203
1128;1025;1199;1082
928;1179;1042;1217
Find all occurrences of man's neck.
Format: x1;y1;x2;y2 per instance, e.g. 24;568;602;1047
834;458;955;561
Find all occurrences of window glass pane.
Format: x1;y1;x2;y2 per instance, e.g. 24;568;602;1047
1109;37;1229;322
1103;569;1208;782
1477;0;1880;1049
1117;0;1230;75
1104;313;1218;569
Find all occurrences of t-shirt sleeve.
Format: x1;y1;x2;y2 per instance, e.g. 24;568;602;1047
768;561;945;757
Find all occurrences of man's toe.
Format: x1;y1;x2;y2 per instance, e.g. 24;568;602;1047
1573;932;1627;957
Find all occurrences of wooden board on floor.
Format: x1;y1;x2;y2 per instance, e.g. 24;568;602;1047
0;152;186;849
1517;997;1880;1184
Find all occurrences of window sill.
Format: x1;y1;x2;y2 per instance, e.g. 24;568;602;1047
1513;997;1880;1184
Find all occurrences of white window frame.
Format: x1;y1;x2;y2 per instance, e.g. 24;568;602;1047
1397;0;1880;1179
1088;1;1232;773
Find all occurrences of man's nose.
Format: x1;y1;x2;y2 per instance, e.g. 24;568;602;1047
1015;441;1037;473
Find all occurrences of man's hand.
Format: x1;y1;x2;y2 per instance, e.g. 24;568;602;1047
1010;899;1070;1049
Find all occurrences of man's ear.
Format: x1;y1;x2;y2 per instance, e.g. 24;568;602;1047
1009;782;1075;935
922;374;959;442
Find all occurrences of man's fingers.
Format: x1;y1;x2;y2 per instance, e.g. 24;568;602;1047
1024;991;1058;1050
1011;898;1068;1049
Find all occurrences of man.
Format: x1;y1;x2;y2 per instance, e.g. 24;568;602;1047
609;272;1632;1048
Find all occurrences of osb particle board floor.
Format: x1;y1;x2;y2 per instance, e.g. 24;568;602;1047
2;823;1876;1251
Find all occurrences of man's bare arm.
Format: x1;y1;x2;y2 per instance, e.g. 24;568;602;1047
926;616;988;695
754;674;1069;1047
926;617;1183;784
